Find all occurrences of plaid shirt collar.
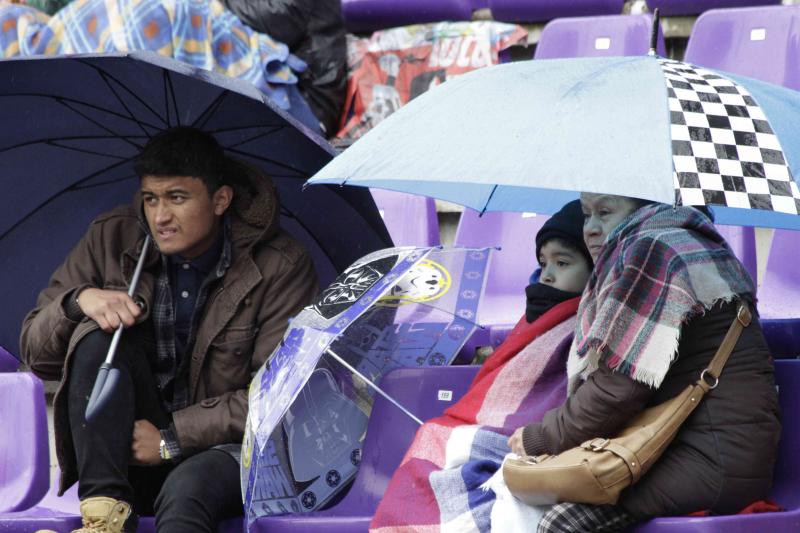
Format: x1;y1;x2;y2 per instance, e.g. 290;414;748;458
152;216;232;412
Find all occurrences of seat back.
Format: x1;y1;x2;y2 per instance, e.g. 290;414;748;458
0;346;19;372
250;365;480;532
771;359;800;509
535;14;665;59
758;229;800;321
341;0;473;33
343;365;480;508
0;373;49;512
490;0;624;23
757;230;800;356
646;0;781;18
683;5;800;90
715;224;757;283
370;189;440;247
0;468;241;532
454;210;547;332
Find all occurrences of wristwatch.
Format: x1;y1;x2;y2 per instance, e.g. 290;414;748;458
159;439;172;461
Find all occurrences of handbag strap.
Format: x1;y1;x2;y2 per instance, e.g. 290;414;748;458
696;302;751;391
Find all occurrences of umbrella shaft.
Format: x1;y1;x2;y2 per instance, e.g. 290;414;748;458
103;325;125;366
102;235;151;367
324;347;423;426
126;236;151;298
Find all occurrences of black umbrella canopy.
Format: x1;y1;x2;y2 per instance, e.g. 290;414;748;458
0;52;391;357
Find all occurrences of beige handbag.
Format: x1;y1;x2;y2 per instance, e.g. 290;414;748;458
503;303;752;506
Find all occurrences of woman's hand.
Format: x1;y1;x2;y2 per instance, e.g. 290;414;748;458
508;427;528;456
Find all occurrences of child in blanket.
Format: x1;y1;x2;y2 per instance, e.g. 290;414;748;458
505;200;593;456
370;200;592;533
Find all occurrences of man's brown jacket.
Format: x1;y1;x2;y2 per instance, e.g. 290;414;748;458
20;170;319;493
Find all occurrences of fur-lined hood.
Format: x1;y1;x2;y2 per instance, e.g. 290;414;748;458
223;158;280;248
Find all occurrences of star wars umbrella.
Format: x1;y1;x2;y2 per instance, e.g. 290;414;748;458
307;54;800;230
241;246;492;521
0;52;391;359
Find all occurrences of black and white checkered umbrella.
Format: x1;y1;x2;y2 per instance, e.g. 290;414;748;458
309;55;800;229
661;59;800;221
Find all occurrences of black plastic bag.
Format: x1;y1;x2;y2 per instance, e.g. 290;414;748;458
222;0;347;134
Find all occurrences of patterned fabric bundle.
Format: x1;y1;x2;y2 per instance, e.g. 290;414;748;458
335;21;527;145
0;0;306;111
371;299;579;532
568;203;755;391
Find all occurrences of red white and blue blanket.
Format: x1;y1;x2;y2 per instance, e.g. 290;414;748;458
371;298;580;532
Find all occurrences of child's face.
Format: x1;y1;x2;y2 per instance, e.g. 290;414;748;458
538;240;591;293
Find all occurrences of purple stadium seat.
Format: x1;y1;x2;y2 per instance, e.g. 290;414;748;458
490;0;624;23
715;224;757;283
250;365;479;532
757;230;800;357
7;358;796;531
252;360;800;532
0;367;478;532
341;0;473;34
0;424;240;531
0;512;242;533
683;5;800;90
646;0;781;18
0;373;49;513
0;476;241;533
454;209;548;347
0;345;19;372
534;14;666;59
370;189;440;247
631;359;800;531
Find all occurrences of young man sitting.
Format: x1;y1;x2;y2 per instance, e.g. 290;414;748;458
22;127;319;533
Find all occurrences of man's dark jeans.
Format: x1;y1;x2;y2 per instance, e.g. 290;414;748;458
68;330;242;532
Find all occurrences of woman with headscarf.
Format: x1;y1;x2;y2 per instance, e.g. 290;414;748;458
511;194;781;532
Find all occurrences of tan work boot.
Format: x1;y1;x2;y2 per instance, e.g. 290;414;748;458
74;497;136;533
34;496;136;533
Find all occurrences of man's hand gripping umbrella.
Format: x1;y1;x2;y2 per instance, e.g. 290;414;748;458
85;236;151;423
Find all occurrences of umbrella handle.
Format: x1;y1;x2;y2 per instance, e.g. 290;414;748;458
85;364;121;423
85;236;151;423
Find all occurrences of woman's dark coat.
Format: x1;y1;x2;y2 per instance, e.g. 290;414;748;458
523;301;781;518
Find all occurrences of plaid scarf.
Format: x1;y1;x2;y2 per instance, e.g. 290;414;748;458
152;220;232;413
568;204;755;390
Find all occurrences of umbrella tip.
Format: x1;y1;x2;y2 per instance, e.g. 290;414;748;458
648;8;661;56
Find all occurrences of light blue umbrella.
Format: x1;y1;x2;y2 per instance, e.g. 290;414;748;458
308;55;800;230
